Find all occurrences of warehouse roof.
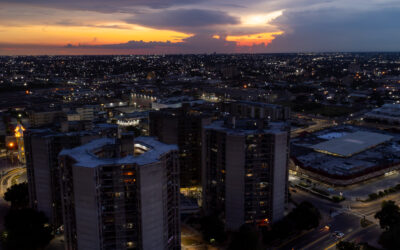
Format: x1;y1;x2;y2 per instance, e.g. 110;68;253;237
310;131;393;157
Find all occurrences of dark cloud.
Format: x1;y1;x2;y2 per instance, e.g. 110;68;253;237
126;9;239;33
267;7;400;52
0;0;204;13
66;40;176;50
55;20;132;29
63;34;270;54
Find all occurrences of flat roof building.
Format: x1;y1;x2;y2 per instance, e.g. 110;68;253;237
365;104;400;125
291;125;400;185
310;131;393;157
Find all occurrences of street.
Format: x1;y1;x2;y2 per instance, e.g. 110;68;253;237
279;188;391;249
0;157;27;232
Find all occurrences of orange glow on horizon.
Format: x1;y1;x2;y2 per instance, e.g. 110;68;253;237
227;31;283;46
0;24;191;46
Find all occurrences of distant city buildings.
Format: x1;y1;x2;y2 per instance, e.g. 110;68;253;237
202;118;290;230
59;137;180;250
220;101;290;121
1;53;400;249
365;104;400;125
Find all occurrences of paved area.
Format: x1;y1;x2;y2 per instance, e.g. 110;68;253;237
337;171;400;199
282;188;385;250
45;235;65;250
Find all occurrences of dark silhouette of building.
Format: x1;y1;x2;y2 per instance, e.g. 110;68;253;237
149;106;212;187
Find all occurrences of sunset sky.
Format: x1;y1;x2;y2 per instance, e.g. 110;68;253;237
0;0;400;55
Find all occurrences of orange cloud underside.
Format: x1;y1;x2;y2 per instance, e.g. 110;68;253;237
0;24;191;46
226;31;283;46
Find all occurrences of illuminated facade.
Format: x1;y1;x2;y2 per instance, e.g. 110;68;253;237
202;119;290;230
14;123;25;163
59;137;180;250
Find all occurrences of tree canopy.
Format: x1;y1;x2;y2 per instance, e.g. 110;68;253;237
375;200;400;250
2;208;53;250
4;182;29;209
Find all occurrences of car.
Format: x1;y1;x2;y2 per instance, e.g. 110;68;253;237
333;231;345;239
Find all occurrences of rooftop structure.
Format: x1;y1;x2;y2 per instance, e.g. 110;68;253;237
310;131;393;157
59;137;178;168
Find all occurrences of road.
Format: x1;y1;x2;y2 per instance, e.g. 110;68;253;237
292;117;336;137
280;188;390;249
348;192;400;223
0;157;27;233
0;167;26;196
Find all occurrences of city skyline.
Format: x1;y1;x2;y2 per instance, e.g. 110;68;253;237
1;0;400;55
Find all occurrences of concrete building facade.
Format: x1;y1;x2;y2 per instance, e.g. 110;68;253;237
24;124;118;228
59;137;180;250
202;118;289;230
149;106;212;186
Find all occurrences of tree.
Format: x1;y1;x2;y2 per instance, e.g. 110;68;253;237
200;214;226;244
262;201;321;246
4;182;29;209
375;200;400;250
378;224;400;250
2;208;53;250
336;241;360;250
228;224;263;250
290;201;321;230
374;200;400;230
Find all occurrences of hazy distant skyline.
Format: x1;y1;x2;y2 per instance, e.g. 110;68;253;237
0;0;400;55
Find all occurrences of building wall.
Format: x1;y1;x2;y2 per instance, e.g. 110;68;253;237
31;137;53;221
72;166;100;250
271;132;289;222
140;162;165;250
149;113;178;145
225;134;245;230
28;110;65;127
203;122;289;231
150;110;211;186
59;139;180;250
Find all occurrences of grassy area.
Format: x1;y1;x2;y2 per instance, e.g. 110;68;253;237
365;184;400;201
331;195;346;203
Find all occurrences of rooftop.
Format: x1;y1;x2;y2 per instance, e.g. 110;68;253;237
310;131;393;157
59;136;178;168
205;119;288;135
291;125;400;176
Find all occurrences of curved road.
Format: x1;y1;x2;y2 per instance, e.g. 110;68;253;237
0;167;26;196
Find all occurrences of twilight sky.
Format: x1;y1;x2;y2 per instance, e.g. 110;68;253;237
0;0;400;55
